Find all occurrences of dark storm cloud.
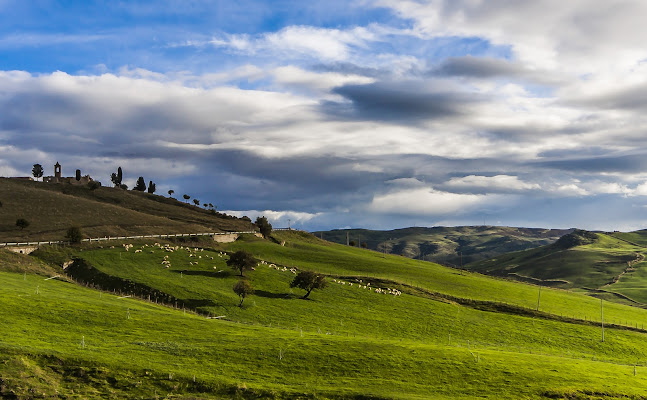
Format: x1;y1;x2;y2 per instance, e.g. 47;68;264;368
326;80;479;121
180;149;538;212
531;154;647;173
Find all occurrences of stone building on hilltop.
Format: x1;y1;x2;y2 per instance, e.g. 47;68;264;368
43;162;93;185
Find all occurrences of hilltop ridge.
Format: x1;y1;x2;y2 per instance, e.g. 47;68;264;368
0;178;254;242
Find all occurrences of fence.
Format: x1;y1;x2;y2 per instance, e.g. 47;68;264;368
0;230;260;248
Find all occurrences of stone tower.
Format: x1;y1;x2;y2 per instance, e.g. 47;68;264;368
54;162;61;179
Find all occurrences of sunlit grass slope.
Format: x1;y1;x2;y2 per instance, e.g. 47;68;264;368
218;231;647;325
0;178;253;242
76;239;647;363
2;243;647;398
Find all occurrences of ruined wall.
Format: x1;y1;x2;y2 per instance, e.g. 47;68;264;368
6;246;39;255
211;233;263;243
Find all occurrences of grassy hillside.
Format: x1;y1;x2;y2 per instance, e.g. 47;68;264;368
0;178;254;242
4;232;647;398
314;226;572;266
5;267;647;400
465;230;647;306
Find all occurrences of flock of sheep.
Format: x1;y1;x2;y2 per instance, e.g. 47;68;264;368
122;242;226;270
118;241;403;297
333;278;402;296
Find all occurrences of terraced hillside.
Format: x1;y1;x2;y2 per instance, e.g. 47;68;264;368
0;178;254;242
314;226;572;266
4;231;647;398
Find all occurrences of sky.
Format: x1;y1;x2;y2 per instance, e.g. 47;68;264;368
3;1;647;232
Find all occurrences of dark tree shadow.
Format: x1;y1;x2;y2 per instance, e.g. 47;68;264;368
183;298;217;308
254;290;297;299
171;270;232;278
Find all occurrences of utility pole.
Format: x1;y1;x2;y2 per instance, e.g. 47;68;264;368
288;219;291;230
536;286;541;311
358;235;361;248
346;231;349;246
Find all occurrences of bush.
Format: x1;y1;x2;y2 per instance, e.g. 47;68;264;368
255;216;272;238
87;181;101;190
233;280;254;307
65;226;84;244
226;250;258;277
16;218;29;230
290;270;327;299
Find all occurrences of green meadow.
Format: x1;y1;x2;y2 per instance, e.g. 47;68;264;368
2;231;647;398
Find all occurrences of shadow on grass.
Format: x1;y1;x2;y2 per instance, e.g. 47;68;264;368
183;298;218;308
172;270;232;278
254;290;298;299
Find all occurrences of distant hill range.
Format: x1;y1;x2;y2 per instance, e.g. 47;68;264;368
0;178;254;242
466;229;647;305
313;226;574;266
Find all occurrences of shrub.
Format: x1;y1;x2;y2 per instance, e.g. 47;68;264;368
87;181;101;190
255;216;272;238
233;280;254;307
226;250;258;277
65;226;84;244
16;218;30;230
290;271;327;299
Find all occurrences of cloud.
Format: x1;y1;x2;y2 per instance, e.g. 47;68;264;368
445;175;540;192
209;25;381;61
433;55;562;86
368;185;507;216
270;65;375;95
222;209;322;228
328;79;479;120
0;33;110;48
552;183;589;197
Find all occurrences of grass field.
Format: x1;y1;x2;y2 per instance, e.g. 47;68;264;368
0;178;253;242
69;238;647;361
3;259;647;398
0;232;644;397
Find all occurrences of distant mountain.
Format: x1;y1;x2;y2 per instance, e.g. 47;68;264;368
313;226;573;266
466;229;647;302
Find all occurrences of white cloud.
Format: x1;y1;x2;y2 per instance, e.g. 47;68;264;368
446;175;540;192
553;184;590;197
368;186;505;216
633;182;647;196
222;209;321;228
210;25;381;61
271;65;374;94
581;181;632;196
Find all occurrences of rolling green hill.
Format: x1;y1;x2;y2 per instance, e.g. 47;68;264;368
466;230;647;304
0;178;254;242
6;181;647;398
3;231;647;398
314;226;572;266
